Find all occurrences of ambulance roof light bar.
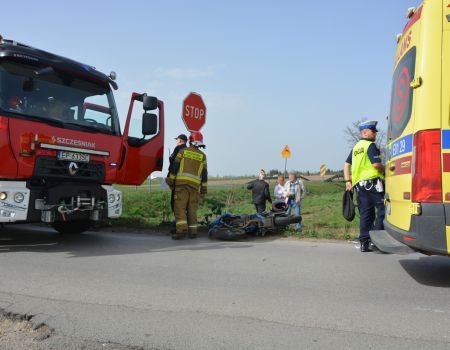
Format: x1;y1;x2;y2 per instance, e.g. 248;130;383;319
406;7;416;19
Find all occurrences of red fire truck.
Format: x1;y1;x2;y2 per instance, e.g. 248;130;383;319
0;37;164;234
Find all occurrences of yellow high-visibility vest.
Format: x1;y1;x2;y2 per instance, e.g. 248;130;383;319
351;140;384;186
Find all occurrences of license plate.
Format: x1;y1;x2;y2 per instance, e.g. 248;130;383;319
57;151;90;163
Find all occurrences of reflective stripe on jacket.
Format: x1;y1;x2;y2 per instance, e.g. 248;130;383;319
168;146;207;191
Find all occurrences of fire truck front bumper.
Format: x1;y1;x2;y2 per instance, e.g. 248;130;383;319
0;182;122;223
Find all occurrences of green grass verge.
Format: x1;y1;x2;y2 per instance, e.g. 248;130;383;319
111;181;359;240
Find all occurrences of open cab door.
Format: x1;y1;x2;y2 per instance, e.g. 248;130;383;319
116;93;164;185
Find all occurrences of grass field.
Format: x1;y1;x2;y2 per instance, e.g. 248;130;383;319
112;179;360;240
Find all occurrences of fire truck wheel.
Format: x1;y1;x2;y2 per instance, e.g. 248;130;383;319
51;221;91;234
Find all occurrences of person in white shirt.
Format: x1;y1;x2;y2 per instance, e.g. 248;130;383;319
273;175;286;201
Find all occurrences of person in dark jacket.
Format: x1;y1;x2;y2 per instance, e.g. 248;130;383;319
167;134;187;211
247;169;272;213
168;134;188;174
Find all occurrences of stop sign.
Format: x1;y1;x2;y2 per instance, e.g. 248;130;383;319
182;92;206;131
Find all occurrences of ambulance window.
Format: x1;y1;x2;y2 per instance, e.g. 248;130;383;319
388;47;416;140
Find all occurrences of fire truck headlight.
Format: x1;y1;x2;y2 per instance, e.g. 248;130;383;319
0;192;7;200
108;194;115;203
13;192;25;203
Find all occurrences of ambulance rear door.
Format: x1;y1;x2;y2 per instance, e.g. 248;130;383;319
385;41;417;231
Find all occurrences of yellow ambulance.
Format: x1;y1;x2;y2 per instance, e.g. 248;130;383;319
371;0;450;255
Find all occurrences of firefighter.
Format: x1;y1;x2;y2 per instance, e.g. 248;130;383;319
167;131;207;240
344;120;385;252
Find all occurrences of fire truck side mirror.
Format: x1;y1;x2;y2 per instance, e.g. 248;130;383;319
143;96;158;111
142;113;158;135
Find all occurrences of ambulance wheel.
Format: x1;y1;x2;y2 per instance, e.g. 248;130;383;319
52;221;91;234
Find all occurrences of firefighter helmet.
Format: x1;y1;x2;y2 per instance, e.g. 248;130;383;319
189;131;204;147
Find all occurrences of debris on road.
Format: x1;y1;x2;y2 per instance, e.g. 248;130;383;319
0;311;143;350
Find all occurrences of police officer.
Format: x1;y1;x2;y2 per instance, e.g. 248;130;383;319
344;121;385;252
167;131;207;240
167;134;187;212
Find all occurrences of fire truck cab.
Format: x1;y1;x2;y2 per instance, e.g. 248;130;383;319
0;37;164;234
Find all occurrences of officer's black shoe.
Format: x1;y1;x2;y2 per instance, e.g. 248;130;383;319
171;234;181;240
360;240;372;252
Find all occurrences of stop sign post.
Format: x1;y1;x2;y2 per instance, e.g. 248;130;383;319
182;92;206;131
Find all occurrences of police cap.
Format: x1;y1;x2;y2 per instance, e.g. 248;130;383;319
358;120;378;132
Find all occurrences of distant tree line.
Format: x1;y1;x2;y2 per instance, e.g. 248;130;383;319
266;169;343;178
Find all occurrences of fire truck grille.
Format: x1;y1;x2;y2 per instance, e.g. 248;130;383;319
33;157;105;182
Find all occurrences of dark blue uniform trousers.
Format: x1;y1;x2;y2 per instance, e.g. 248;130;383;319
356;184;385;243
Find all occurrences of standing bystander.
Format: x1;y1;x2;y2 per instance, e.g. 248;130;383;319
284;172;305;230
274;175;286;201
247;169;272;213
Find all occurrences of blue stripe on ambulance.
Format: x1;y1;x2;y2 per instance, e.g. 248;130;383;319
442;130;450;150
388;134;413;160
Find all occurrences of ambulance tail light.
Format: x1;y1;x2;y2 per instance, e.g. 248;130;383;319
0;116;8;130
412;130;442;203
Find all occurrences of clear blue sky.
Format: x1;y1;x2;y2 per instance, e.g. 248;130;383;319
3;0;422;176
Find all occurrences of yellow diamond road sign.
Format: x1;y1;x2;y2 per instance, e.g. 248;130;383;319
281;145;291;159
320;164;327;177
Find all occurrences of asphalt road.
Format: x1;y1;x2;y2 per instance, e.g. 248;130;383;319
1;225;450;349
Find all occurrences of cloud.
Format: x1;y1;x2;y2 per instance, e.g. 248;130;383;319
153;65;224;80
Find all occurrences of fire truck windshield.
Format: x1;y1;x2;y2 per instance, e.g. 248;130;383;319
0;60;121;135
